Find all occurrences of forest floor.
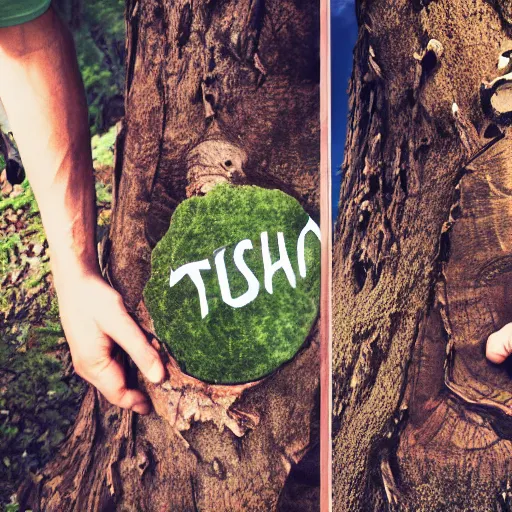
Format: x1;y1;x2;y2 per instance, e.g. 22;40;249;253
0;127;117;511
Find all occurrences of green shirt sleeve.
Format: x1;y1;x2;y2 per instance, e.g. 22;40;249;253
0;0;51;28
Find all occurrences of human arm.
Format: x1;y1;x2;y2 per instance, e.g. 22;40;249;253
0;6;164;413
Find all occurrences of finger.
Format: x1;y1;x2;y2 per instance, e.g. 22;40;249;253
85;356;151;414
99;303;165;384
486;323;512;364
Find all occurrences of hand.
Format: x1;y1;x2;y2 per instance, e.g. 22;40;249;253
486;323;512;365
55;272;165;414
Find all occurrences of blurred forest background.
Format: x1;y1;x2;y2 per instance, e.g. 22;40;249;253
0;1;124;509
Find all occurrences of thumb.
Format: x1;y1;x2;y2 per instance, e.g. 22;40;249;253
90;356;151;414
486;323;512;364
99;298;165;384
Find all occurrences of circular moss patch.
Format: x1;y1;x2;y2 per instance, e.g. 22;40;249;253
143;184;320;384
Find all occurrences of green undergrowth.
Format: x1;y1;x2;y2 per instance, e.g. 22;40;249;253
0;318;84;507
144;184;321;384
95;181;112;205
54;0;125;134
0;133;114;506
0;182;47;291
92;126;116;170
0;181;37;215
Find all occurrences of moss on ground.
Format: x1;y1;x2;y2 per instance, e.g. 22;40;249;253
0;320;84;506
0;130;114;508
144;185;320;384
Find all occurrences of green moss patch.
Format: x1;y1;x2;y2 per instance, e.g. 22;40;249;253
143;185;320;384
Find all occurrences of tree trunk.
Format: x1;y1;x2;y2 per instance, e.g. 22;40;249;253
19;1;320;511
333;0;512;510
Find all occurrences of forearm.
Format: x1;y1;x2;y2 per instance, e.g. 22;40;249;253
0;7;98;286
0;7;165;407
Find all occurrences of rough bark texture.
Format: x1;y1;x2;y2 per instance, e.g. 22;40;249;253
19;1;320;511
333;0;512;510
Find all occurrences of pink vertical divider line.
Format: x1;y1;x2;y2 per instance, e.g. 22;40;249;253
320;0;332;510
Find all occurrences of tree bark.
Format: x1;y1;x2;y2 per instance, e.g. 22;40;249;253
333;0;512;510
19;1;320;511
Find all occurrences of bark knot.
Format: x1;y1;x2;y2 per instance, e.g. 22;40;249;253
186;139;249;196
